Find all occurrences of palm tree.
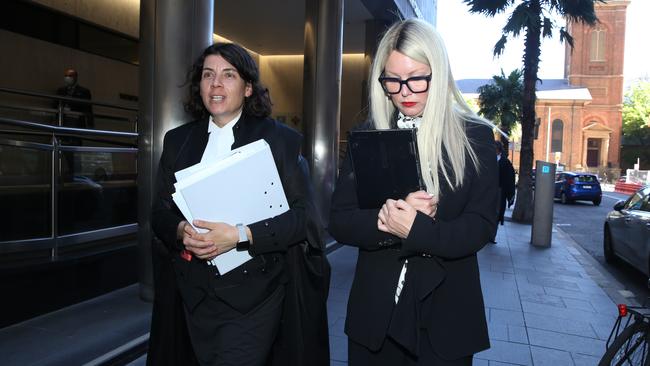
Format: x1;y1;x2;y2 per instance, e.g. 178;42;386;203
463;0;600;223
477;69;523;149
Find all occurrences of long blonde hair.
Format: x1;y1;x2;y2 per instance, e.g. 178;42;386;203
369;19;493;197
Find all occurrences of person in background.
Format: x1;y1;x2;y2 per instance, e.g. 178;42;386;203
495;140;516;229
150;42;329;366
329;19;498;365
55;68;94;129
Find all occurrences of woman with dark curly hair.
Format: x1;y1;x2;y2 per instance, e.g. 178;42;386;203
151;42;329;366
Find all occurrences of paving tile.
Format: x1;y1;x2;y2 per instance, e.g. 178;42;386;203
521;301;598;323
476;339;532;365
508;325;529;344
473;358;489;366
530;345;574;366
489;308;525;327
482;288;522;311
590;317;619;340
328;287;350;303
523;275;581;291
571;352;602;365
527;328;606;357
543;286;613;303
330;316;346;337
327;300;347;327
520;292;564;307
329;335;348;362
488;323;508;342
515;282;545;297
562;297;596;313
523;312;597;339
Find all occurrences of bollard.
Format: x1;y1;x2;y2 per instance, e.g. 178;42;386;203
531;160;556;247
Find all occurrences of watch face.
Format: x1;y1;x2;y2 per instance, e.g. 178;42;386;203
236;240;250;252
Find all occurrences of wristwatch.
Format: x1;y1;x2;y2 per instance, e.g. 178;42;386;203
235;224;251;252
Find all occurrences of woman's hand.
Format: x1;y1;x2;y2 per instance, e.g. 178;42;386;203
181;220;238;260
405;190;438;218
377;199;417;239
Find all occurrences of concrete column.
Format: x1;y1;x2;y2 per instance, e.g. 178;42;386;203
137;0;214;301
361;19;390;115
302;0;344;226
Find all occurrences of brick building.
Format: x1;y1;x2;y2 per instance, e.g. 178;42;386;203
459;0;630;179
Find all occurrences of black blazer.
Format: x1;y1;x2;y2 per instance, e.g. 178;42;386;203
329;121;498;360
151;114;310;314
498;155;516;200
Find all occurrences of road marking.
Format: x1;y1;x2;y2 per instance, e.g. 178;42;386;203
556;224;572;227
603;193;629;200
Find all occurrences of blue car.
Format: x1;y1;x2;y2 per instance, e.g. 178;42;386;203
554;172;602;206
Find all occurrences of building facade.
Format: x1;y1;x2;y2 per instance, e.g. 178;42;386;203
459;1;630;180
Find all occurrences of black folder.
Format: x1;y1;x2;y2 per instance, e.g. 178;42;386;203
347;129;425;209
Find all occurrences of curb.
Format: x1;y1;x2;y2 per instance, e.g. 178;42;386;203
552;224;641;307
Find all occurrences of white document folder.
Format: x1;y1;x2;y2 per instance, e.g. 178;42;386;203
172;139;289;274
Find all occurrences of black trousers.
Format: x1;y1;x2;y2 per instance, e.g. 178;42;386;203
184;285;285;366
497;192;507;225
348;333;473;366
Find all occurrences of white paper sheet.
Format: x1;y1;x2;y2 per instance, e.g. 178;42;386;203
172;139;288;274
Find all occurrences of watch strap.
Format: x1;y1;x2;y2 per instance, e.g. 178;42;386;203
236;224;250;251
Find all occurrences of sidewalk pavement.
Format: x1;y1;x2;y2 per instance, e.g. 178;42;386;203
0;207;630;366
327;208;625;365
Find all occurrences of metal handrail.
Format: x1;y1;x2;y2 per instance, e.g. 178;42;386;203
0;116;138;138
0;87;138;111
0;90;139;263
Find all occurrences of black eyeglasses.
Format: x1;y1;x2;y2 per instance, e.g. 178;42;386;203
378;74;432;94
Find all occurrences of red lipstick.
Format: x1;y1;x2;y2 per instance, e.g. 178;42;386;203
401;102;416;107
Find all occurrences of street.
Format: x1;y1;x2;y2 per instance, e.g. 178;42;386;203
551;188;650;304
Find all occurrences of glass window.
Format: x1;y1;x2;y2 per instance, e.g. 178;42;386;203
0;145;52;241
551;119;563;152
626;192;645;211
576;175;597;183
58;150;137;235
590;29;606;61
640;195;650;212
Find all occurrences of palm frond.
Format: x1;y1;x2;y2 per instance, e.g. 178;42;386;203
542;17;553;38
503;2;537;37
494;35;509;56
556;0;601;25
463;0;515;17
559;27;574;49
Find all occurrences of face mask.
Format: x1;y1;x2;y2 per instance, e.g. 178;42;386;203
64;76;75;86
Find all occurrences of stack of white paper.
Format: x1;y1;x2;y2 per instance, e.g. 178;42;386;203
172;139;289;274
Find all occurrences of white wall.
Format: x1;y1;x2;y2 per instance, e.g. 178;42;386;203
31;0;140;38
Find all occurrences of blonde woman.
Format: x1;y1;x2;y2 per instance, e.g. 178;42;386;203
329;19;498;365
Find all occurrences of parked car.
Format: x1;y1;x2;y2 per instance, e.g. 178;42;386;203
603;186;650;275
554;172;602;205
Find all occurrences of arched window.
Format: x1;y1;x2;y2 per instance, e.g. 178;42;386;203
551;119;563;152
590;28;606;61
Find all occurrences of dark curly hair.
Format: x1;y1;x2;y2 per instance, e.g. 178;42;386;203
184;42;272;120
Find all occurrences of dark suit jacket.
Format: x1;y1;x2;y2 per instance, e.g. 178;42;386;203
152;114;310;313
149;114;330;365
498;156;516;200
329;120;498;360
56;84;94;128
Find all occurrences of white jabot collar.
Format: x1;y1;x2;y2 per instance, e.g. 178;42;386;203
207;110;242;134
396;112;422;129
